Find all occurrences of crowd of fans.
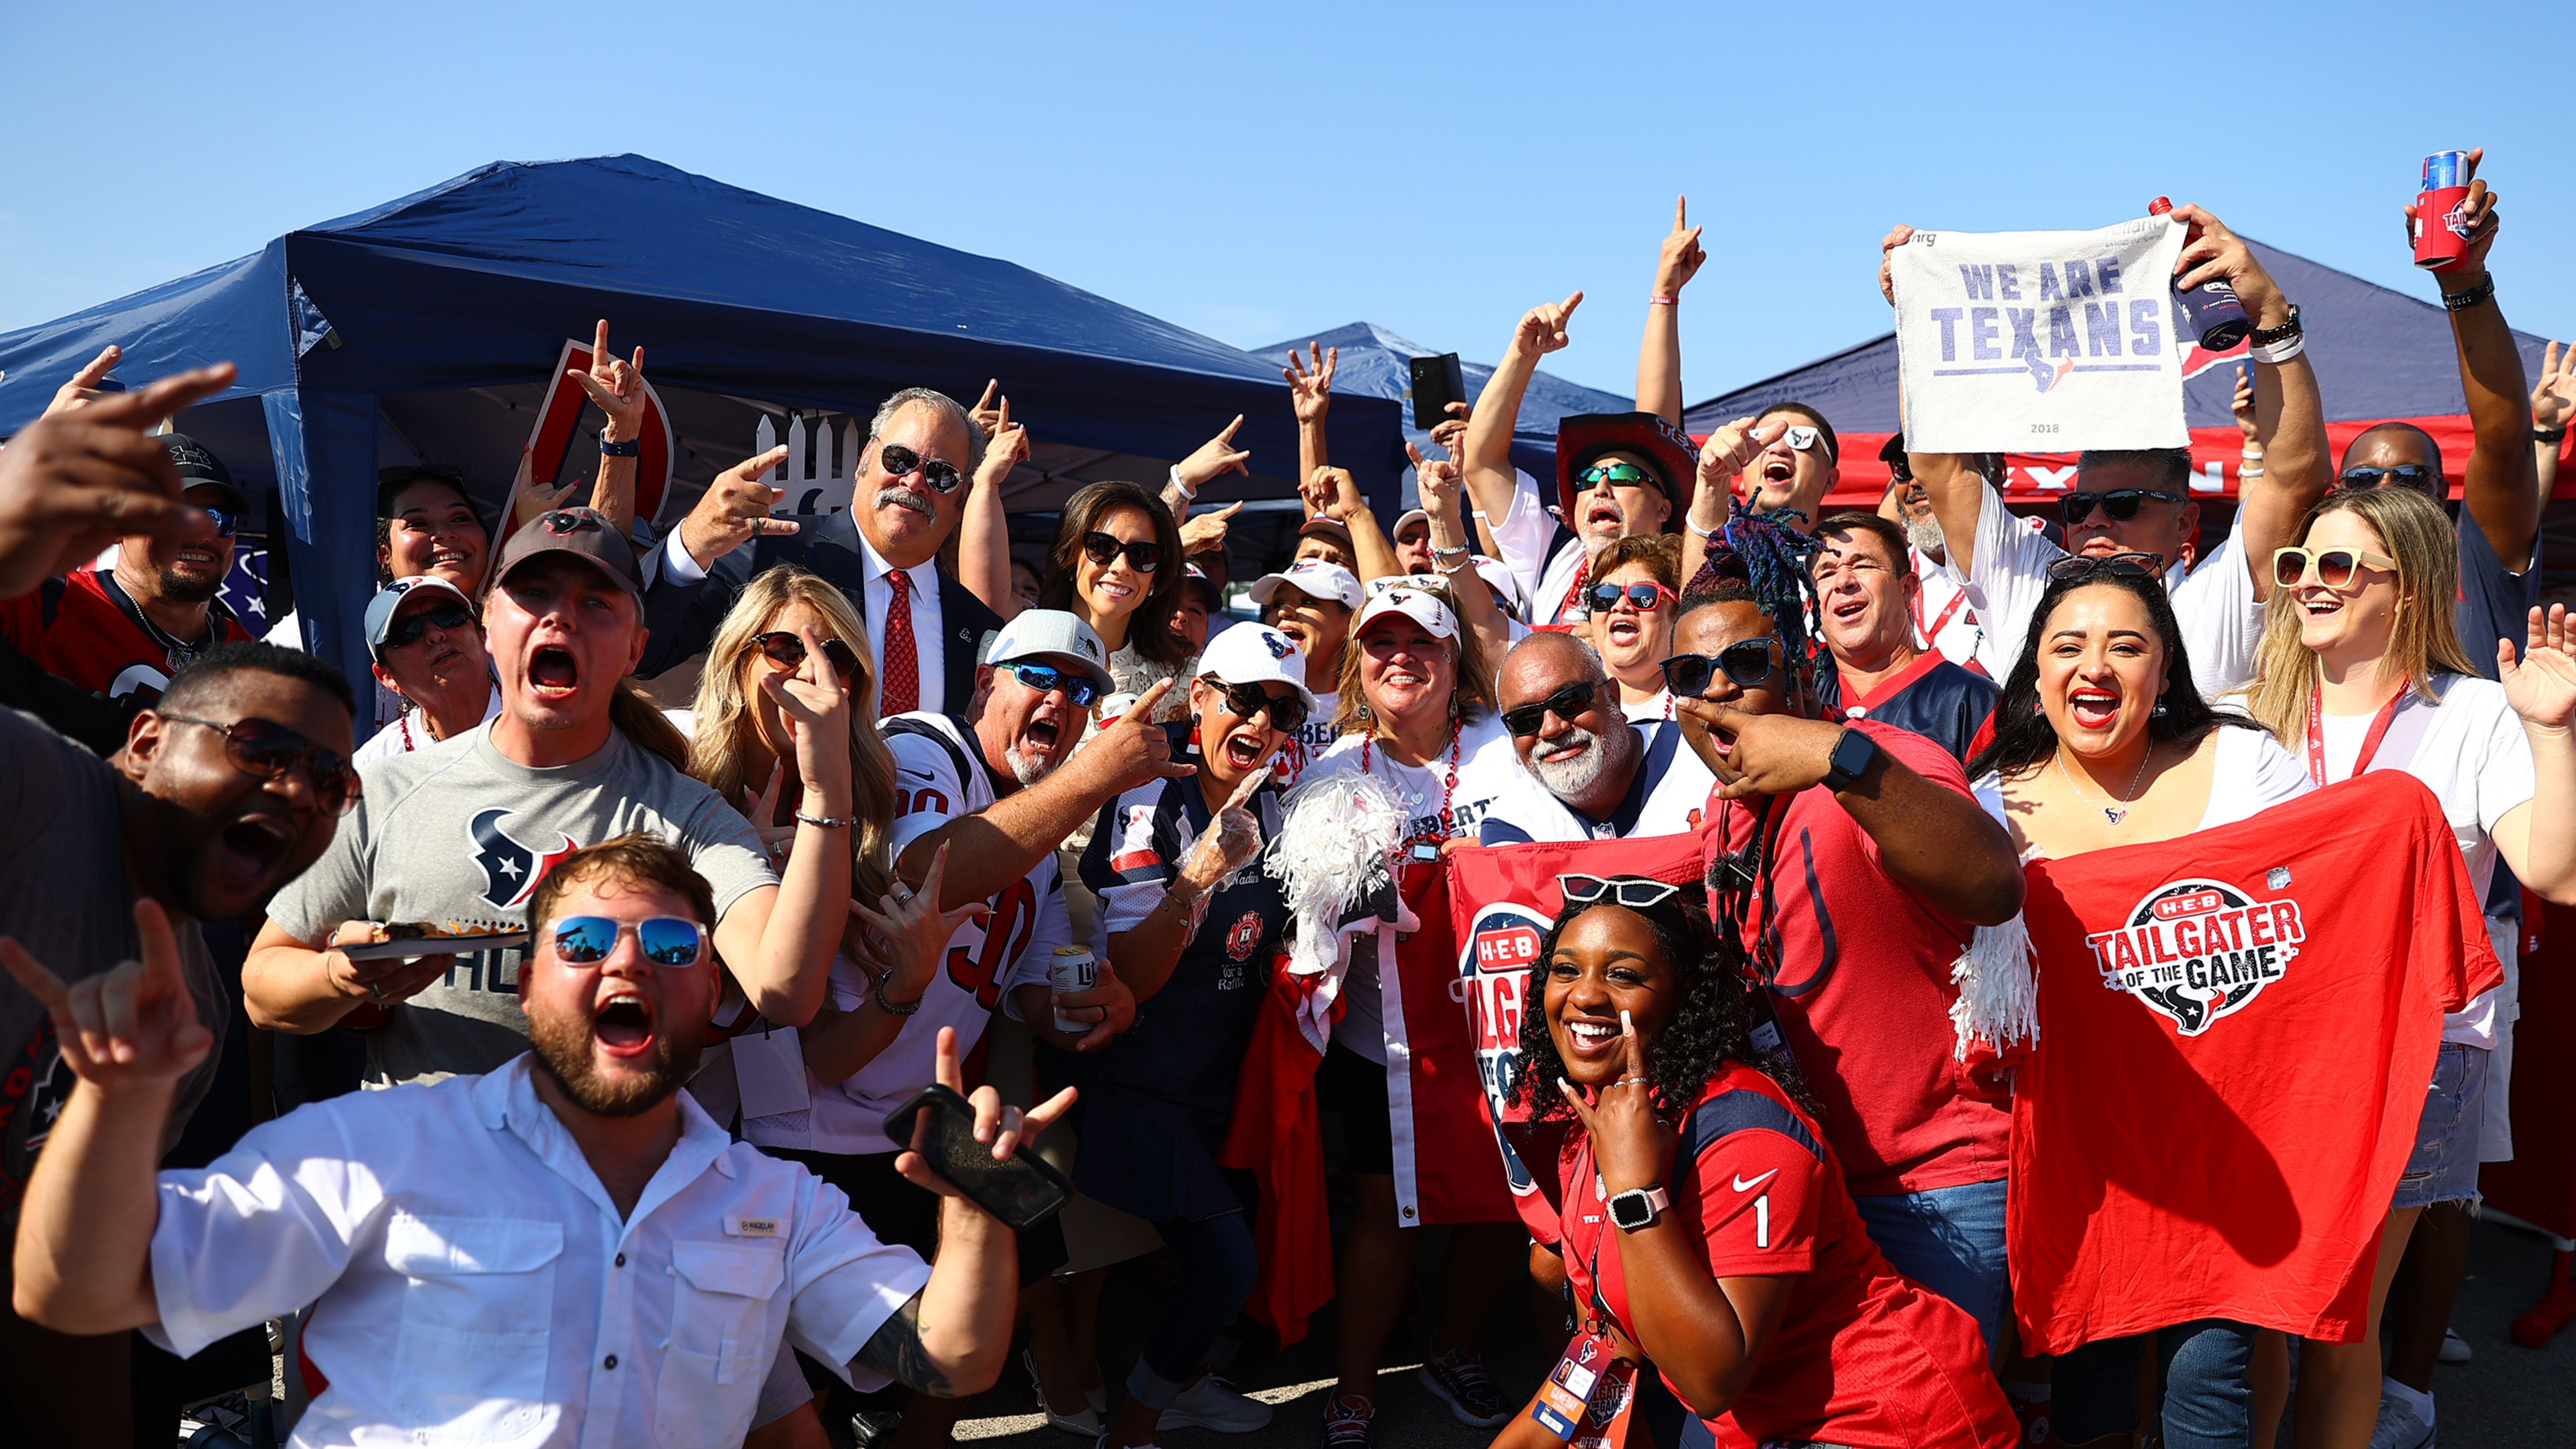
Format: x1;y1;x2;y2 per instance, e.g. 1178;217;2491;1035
0;157;2570;1449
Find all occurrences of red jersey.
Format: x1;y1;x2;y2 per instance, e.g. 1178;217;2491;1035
2010;771;2501;1352
1558;1065;2017;1449
0;564;248;702
1699;721;2010;1197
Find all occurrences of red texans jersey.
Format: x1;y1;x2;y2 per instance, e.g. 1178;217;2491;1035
0;564;247;702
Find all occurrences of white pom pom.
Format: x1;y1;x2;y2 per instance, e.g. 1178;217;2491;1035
1268;768;1409;980
1949;914;2038;1059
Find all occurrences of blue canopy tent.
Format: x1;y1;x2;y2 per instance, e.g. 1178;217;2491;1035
0;153;1406;695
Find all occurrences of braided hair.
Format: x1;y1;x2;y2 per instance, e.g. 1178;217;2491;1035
1684;497;1820;668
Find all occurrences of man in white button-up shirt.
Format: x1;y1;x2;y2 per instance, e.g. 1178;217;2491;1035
7;837;1069;1448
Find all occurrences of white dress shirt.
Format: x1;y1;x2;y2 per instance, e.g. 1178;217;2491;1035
659;530;945;715
146;1055;932;1448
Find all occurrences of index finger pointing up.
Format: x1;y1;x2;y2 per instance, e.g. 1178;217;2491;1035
1561;289;1585;320
134;898;184;993
0;936;70;1011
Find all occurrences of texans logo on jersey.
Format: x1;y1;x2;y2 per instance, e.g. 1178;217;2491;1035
471;808;581;911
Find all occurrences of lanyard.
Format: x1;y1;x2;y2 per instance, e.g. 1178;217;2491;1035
1909;581;1969;647
1360;727;1462;843
2304;687;2404;787
1711;795;1789;983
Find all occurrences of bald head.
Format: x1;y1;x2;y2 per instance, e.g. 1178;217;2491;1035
2340;422;2446;503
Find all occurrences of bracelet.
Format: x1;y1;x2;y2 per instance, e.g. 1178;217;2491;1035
1648;295;1679;306
2441;275;2496;312
598;436;642;458
2536;426;2568;445
795;811;856;829
2239;465;2266;479
1167;464;1195;500
873;970;925;1017
2246;333;2306;365
1431;542;1472;560
1436;554;1470;576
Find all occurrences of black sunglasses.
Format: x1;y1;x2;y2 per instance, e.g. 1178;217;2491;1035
383;604;475;650
2044;552;2162;583
998;661;1102;709
1584;581;1671;614
1500;680;1605;737
1659;639;1782;697
2062;488;2189;525
877;443;968;494
1210;678;1308;731
755;631;860;681
160;714;361;816
1080;531;1163;574
1558;874;1682;910
2337;464;2439;493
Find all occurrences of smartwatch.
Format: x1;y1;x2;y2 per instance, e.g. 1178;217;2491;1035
598;435;642;459
1608;1184;1671;1231
1821;726;1879;792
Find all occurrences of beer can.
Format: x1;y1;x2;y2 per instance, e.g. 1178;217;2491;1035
2421;150;2470;192
1049;944;1097;1035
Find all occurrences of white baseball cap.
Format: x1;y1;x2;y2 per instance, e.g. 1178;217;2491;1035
1352;581;1461;642
1393;508;1431;540
981;609;1114;693
1248;560;1363;611
1194;621;1321;717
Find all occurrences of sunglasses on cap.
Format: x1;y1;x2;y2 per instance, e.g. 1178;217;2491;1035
2337;464;2439;493
1080;531;1163;573
383;603;475;650
1659;638;1782;697
1585;581;1674;614
2062;489;2189;525
2043;552;2162;582
1558;874;1682;910
159;715;362;816
1501;680;1605;738
1575;461;1655;493
876;443;968;494
2272;545;2399;590
755;631;860;680
1209;677;1308;731
997;661;1102;709
547;915;706;969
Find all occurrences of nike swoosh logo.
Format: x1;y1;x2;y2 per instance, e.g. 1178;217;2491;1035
1731;1170;1779;1193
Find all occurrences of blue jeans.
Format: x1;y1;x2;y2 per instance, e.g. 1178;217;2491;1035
1127;1209;1257;1407
2053;1319;2256;1448
1851;1177;2009;1358
2392;1041;2489;1209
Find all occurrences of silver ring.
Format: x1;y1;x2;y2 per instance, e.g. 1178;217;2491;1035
891;888;915;904
1618;1076;1649;1086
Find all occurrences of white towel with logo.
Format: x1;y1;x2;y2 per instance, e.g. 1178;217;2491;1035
1891;216;2191;453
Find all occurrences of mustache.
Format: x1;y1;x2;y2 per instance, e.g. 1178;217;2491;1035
873;485;935;520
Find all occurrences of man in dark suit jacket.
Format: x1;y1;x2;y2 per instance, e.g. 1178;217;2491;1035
640;387;1002;711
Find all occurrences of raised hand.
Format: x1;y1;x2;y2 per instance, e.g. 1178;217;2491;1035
2533;340;2574;433
40;345;123;420
2165;203;2286;323
2404;147;2499;276
968;379;1006;441
1676;698;1848;800
1176;415;1252;495
850;844;989;1007
1301;465;1367;523
1408;442;1462;519
895;1025;1079;1197
0;900;210;1094
1654;196;1708;297
1076;678;1195;793
1513;291;1584;357
1556;1009;1676;1196
1182;765;1270;887
569;319;648;444
976;393;1030;491
1430;399;1472;462
678;446;798;568
509;449;583;529
1178;500;1241;557
762;622;854;805
0;361;235;601
1878;224;1916;307
2232;364;2260;445
2500;604;2576;731
1697;417;1785;489
1285;343;1337;426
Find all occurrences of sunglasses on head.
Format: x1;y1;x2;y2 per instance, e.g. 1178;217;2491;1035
998;661;1102;709
159;715;362;816
2043;552;2162;583
876;443;968;494
2272;545;2399;590
1585;581;1673;614
1080;531;1163;574
547;915;706;969
1501;680;1604;738
1210;678;1307;731
754;631;860;680
384;603;475;650
1558;874;1682;910
1575;461;1655;493
1659;638;1782;697
2062;489;2189;525
2337;464;2438;493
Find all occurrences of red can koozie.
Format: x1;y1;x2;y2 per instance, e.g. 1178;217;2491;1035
2413;185;2475;271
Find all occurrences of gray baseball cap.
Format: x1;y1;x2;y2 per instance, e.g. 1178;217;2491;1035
982;608;1114;693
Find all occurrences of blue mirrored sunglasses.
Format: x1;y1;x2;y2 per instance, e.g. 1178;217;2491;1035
998;661;1102;709
548;916;706;968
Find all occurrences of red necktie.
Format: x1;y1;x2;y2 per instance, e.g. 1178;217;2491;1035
880;569;920;716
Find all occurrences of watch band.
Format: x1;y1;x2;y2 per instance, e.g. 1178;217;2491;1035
2441;276;2496;312
2535;426;2568;445
2245;304;2303;349
1821;726;1878;792
598;436;642;458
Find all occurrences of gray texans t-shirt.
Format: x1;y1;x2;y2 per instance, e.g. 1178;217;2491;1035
268;722;775;1087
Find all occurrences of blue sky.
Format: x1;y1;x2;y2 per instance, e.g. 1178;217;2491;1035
4;2;2571;401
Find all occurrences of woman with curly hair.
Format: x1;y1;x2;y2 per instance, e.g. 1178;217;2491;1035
1498;878;2017;1449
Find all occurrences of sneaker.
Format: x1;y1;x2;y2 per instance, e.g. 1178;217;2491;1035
1024;1348;1106;1437
1163;1373;1274;1432
2369;1393;2436;1449
1418;1348;1509;1428
1321;1394;1375;1448
2438;1327;2472;1364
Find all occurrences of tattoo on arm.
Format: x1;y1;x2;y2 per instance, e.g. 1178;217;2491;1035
853;1291;955;1397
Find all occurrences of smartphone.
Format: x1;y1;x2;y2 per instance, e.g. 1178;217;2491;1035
1409;353;1466;431
881;1084;1073;1231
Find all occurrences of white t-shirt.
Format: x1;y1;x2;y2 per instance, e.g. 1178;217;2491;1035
352;686;504;766
1956;487;2264;697
2318;676;2534;1048
1618;687;1676;726
1910;549;1987;670
1973;724;2312;848
1484;469;1590;627
1307;713;1519;1062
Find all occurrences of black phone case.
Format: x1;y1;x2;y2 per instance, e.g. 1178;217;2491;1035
881;1084;1074;1231
1410;353;1466;431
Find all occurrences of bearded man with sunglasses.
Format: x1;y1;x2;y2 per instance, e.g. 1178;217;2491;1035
1480;631;1715;845
1665;576;2028;1355
644;386;1004;715
1881;209;2332;696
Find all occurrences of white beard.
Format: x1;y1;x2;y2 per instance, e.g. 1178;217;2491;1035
1005;745;1057;787
1904;514;1945;557
1526;727;1610;798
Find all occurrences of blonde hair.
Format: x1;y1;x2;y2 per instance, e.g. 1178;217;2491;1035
1334;577;1496;736
2240;487;2483;742
687;567;899;905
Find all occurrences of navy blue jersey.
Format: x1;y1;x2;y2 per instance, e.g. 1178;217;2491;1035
1829;654;1999;766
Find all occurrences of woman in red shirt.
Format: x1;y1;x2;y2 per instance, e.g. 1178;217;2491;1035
1496;875;2016;1449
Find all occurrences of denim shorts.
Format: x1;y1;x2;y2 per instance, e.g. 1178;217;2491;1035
2392;1042;2489;1210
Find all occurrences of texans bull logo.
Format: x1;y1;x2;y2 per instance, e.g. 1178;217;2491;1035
471;808;581;911
2084;877;2307;1036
